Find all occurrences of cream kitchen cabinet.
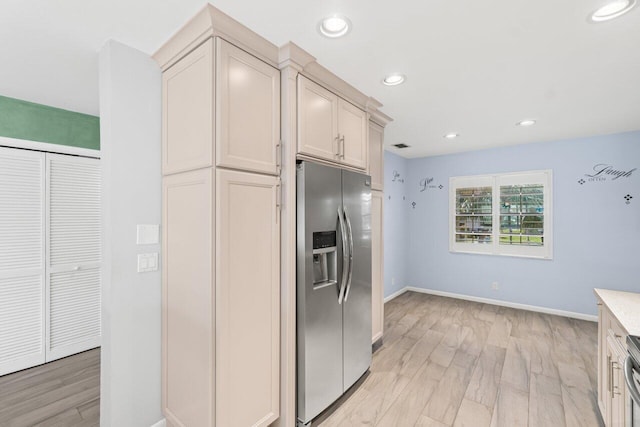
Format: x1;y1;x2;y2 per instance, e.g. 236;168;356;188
156;5;281;427
371;190;384;344
369;121;384;191
595;288;640;427
162;37;280;176
297;75;367;170
368;111;391;345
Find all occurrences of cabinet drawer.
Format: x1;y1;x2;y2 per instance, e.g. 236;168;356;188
608;314;627;350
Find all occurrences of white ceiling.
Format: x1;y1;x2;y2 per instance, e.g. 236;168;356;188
2;0;639;158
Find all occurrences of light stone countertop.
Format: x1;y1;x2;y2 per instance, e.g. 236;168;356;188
594;288;640;336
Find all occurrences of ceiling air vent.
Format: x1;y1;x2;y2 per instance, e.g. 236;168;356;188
393;143;409;149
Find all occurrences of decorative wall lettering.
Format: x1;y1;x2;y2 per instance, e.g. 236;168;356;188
392;170;404;183
583;164;636;182
578;179;585;185
419;177;443;192
625;194;633;205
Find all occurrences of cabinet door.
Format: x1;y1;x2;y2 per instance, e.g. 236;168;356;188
216;169;280;427
216;39;280;175
46;154;101;362
162;39;214;175
597;303;606;417
162;169;214;427
298;75;339;161
338;98;368;170
611;340;627;427
371;190;384;344
0;148;46;376
369;122;384;190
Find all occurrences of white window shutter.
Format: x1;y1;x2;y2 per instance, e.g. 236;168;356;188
46;154;101;361
0;147;46;375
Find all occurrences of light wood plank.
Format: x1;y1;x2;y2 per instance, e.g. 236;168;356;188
464;344;506;409
0;349;99;426
529;373;565;427
454;398;492;427
490;384;529;427
317;292;602;427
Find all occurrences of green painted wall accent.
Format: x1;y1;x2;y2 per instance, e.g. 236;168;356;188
0;95;100;150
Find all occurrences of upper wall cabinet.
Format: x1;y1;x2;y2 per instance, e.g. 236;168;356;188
338;98;367;170
297;76;338;162
162;37;280;176
216;39;280;175
162;39;214;175
297;76;367;170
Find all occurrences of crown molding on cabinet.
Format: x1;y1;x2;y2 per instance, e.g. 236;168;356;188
278;42;391;122
153;4;279;71
369;103;393;127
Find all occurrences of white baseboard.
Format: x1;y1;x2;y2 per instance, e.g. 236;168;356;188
151;419;166;427
388;286;598;322
384;287;409;303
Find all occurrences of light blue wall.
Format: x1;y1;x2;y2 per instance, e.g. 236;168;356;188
385;131;640;315
383;151;410;297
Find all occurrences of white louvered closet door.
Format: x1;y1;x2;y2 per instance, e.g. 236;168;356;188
0;147;46;376
46;154;101;362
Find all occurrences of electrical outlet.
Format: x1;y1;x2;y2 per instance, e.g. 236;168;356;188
491;282;499;291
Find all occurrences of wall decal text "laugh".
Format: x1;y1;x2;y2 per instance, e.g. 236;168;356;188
585;164;636;180
419;177;440;192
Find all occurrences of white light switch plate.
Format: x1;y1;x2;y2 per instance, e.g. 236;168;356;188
137;224;159;245
137;253;159;273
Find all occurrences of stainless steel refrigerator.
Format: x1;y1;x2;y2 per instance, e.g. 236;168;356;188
296;161;372;426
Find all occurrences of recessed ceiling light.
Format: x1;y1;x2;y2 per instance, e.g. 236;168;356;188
517;119;536;127
590;0;636;21
444;133;459;139
319;15;351;38
382;74;406;86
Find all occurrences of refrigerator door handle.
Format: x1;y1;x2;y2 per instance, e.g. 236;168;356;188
343;207;354;302
337;207;349;304
625;355;640;405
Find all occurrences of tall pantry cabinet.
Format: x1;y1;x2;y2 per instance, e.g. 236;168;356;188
368;110;392;345
154;6;281;427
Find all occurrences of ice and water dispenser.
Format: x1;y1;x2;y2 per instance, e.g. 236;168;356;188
312;231;337;289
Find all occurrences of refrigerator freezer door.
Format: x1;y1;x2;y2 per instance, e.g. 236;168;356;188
341;170;372;391
297;162;345;424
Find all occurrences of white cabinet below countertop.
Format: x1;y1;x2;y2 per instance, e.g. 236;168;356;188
594;288;640;336
594;288;640;427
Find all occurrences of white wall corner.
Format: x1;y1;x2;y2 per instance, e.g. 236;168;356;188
99;38;163;426
384;287;409;303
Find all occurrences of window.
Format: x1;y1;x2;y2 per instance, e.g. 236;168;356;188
450;170;552;259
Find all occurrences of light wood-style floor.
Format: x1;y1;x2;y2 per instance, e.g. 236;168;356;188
0;348;100;427
320;291;604;427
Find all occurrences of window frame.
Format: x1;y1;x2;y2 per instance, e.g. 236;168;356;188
449;170;553;259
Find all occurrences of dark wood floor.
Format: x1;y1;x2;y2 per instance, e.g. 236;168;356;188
321;291;604;427
0;348;100;427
